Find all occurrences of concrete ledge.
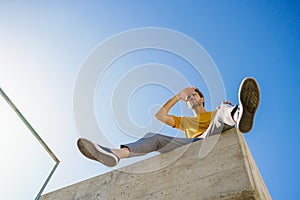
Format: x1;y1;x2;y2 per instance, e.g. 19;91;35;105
41;128;271;200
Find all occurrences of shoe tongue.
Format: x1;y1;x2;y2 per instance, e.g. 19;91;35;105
231;105;239;122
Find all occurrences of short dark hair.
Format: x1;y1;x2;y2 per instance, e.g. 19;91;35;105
195;88;205;107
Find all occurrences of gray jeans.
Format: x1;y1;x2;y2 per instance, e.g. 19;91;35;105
121;103;235;157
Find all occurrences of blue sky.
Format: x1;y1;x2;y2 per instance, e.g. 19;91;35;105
0;1;299;199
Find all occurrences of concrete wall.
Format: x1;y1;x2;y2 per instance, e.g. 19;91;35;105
41;128;271;200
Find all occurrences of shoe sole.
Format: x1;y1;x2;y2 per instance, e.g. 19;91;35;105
238;77;260;133
77;138;118;167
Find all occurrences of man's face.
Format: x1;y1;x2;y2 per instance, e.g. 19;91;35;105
185;92;203;109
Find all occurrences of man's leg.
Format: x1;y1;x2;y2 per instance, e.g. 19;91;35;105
121;132;201;157
77;133;200;167
201;102;236;138
203;77;260;137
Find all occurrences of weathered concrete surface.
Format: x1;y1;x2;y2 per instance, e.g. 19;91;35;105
41;128;271;200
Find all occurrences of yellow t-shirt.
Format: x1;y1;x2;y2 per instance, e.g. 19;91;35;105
171;111;216;138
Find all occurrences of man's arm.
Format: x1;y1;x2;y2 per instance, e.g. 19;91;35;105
155;87;195;127
155;95;179;127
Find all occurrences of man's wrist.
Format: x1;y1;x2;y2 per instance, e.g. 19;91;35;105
175;94;181;101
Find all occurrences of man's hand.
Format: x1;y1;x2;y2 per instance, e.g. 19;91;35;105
156;86;197;127
176;86;196;101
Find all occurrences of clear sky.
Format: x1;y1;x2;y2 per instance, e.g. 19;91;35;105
0;1;299;199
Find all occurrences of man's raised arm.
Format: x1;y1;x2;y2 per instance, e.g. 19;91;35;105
155;87;195;127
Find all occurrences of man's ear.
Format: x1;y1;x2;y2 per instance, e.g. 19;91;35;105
201;97;205;106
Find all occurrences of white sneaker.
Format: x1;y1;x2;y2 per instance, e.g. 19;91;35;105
237;77;260;133
77;138;120;167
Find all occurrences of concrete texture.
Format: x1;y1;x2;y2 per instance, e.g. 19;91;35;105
41;128;271;200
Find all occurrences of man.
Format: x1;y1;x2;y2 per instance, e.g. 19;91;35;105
77;77;260;167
